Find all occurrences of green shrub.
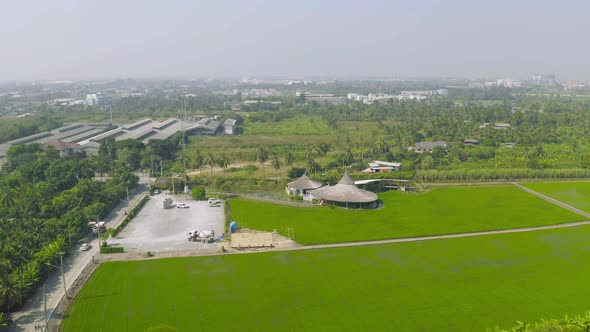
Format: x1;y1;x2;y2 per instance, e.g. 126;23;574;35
491;310;590;331
244;164;258;173
191;186;207;200
145;325;176;332
100;246;124;254
288;195;303;201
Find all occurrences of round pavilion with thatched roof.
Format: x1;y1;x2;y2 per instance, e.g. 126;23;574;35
286;172;323;201
309;169;378;208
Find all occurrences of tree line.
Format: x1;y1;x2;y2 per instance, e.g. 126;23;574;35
0;142;139;318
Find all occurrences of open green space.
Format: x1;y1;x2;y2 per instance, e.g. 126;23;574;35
230;185;583;245
61;225;590;332
523;181;590;214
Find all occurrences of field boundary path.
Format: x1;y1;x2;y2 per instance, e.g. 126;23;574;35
8;184;149;332
511;182;590;219
296;220;590;251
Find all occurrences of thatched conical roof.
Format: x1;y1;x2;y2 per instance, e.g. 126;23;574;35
309;169;378;203
287;172;323;190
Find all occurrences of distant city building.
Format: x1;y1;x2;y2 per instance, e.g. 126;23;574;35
347;89;447;104
496;79;523;88
297;91;345;105
530;74;558;87
85;93;111;106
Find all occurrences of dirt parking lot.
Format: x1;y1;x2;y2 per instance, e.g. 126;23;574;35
113;192;225;251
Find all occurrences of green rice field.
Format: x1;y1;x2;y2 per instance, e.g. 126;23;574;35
61;225;590;332
524;181;590;213
230;185;583;245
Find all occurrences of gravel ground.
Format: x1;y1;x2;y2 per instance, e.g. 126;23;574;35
113;192;225;252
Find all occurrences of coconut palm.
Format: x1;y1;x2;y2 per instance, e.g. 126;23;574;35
284;152;295;167
272;153;281;181
257;146;269;176
217;155;230;176
0;189;14;209
193;149;204;175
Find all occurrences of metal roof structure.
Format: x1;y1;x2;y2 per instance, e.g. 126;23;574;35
414;141;447;151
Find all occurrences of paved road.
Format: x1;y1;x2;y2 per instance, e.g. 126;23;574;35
9;185;149;332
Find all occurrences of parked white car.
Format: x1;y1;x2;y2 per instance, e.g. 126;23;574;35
177;202;189;208
209;199;222;207
80;243;90;251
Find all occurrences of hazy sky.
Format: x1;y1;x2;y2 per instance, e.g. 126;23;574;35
1;0;589;80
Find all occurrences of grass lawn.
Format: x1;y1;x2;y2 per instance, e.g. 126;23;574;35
230;185;583;245
61;225;590;332
523;181;590;213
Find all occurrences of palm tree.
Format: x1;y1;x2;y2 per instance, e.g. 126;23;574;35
375;136;387;154
0;273;20;313
206;152;215;176
257;146;268;176
217;155;230;176
272;153;281;182
284;152;295;167
193;149;204;175
0;189;15;209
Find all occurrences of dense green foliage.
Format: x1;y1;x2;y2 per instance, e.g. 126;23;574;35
62;225;590;331
0;115;61;143
0;144;138;315
191;186;206;200
230;186;582;245
493;311;590;332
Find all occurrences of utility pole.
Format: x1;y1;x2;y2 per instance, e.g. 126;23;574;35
160;160;163;177
59;253;67;299
182;98;188;193
46;252;67;300
43;283;48;331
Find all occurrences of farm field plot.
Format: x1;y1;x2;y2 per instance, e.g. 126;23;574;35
523;181;590;213
61;225;590;332
230;185;582;245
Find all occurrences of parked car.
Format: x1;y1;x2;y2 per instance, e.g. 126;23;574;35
153;189;160;194
209;199;222;207
80;243;90;251
177;203;189;208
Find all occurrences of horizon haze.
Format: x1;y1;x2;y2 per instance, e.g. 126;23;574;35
1;0;589;81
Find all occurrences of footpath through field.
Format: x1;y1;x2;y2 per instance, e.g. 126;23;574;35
511;182;590;218
8;184;149;332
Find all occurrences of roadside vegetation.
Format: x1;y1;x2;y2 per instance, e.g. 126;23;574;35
0;142;139;317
